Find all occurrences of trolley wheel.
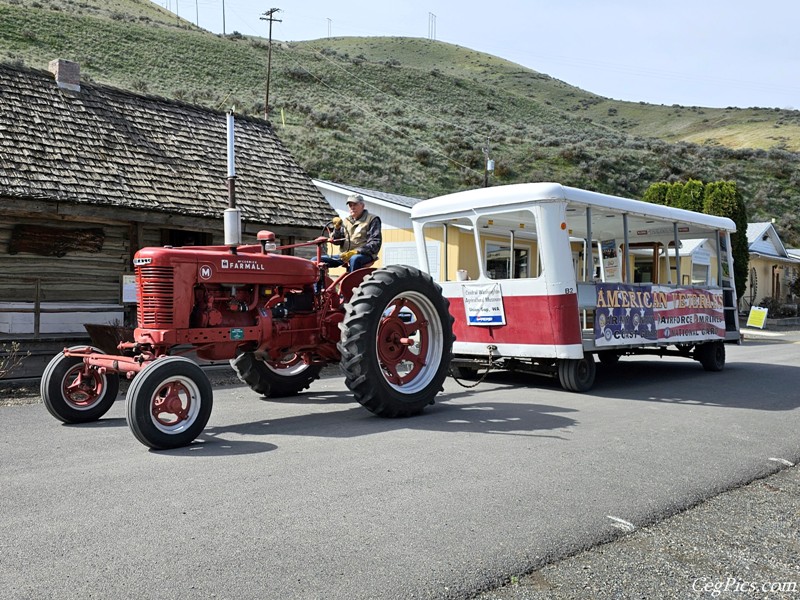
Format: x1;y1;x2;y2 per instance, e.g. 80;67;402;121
695;341;726;372
557;354;596;392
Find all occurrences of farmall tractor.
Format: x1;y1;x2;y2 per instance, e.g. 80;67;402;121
41;115;454;450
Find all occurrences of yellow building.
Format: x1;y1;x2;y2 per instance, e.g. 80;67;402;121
745;222;800;309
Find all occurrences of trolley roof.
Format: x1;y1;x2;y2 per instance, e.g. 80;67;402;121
411;183;736;239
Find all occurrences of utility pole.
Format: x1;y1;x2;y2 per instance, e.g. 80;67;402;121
260;8;282;120
222;0;226;35
483;139;494;188
327;17;332;38
195;0;199;27
428;12;436;40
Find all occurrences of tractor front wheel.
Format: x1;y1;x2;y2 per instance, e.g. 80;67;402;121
339;265;454;417
126;357;213;450
41;346;120;423
230;352;322;398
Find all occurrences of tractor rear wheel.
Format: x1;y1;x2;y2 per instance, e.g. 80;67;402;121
338;265;454;417
41;346;120;423
126;357;213;450
230;352;322;398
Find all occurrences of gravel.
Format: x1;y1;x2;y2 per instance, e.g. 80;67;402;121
472;464;800;599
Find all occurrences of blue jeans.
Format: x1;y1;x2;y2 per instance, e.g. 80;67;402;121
321;253;373;271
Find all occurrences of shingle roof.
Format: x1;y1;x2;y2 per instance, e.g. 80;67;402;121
316;179;423;209
0;62;329;227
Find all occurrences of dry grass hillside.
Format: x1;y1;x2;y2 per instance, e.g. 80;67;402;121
2;0;799;244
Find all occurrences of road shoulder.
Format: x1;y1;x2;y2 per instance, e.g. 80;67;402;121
476;463;800;599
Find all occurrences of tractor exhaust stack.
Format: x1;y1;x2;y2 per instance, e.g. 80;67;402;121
224;111;242;250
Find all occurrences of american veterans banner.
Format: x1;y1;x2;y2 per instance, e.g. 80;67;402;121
593;284;725;347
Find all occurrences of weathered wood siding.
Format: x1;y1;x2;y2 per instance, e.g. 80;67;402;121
0;216;129;303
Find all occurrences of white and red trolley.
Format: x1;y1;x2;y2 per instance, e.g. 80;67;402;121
411;183;740;391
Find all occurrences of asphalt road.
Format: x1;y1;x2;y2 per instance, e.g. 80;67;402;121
1;331;799;600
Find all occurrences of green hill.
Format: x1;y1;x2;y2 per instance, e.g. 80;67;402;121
2;0;800;245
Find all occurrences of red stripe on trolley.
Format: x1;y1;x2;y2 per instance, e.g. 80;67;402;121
448;293;582;346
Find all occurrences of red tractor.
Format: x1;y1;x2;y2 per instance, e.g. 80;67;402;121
41;230;454;449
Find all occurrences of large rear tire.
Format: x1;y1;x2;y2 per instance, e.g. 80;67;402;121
126;357;213;450
231;352;322;397
339;265;454;417
41;346;120;423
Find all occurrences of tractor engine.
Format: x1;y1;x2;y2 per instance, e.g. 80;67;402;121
132;241;340;361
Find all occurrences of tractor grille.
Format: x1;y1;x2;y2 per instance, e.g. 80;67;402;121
136;266;175;327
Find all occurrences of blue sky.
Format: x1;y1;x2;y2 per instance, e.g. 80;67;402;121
156;0;799;110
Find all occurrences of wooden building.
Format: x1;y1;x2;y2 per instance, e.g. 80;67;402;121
0;59;331;338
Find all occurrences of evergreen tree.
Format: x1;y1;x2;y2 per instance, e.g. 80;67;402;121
665;182;683;207
642;182;670;205
704;181;749;299
678;179;704;212
643;179;750;299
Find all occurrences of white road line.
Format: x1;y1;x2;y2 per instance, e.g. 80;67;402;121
768;457;795;467
607;515;636;532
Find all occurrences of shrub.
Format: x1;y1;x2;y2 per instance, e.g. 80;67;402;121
285;67;313;82
414;147;432;166
758;297;797;317
308;109;349;131
0;341;30;379
789;275;800;298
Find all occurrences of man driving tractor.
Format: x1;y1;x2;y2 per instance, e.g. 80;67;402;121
321;194;382;271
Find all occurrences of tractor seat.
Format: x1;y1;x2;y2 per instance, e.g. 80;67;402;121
348;259;375;272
